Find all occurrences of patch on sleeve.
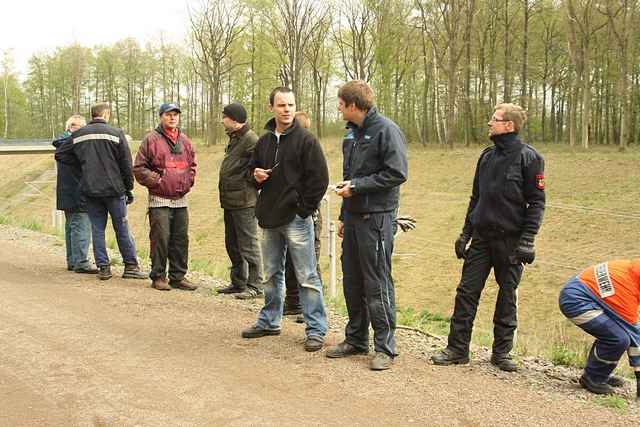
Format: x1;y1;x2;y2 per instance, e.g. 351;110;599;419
535;174;545;190
594;262;615;298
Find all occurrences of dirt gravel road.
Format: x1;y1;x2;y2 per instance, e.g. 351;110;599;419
0;225;636;426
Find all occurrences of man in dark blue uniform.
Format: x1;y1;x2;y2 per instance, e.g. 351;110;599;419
326;80;408;371
432;103;545;372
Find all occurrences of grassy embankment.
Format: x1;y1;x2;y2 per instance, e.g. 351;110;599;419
2;138;639;373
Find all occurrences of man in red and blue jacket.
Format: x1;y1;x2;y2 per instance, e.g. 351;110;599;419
134;103;197;292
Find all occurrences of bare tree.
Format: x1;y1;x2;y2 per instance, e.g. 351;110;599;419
333;0;377;82
416;0;477;148
2;49;13;139
305;9;333;138
189;0;245;145
565;0;607;149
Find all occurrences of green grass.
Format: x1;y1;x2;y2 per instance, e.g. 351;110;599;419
190;258;230;281
0;214;9;225
21;217;43;232
551;346;584;368
594;395;628;411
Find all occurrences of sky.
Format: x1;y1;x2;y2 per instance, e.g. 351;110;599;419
0;0;197;79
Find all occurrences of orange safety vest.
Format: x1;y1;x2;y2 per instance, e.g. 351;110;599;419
579;259;640;325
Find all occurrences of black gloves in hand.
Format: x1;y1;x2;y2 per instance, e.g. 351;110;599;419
395;215;417;233
125;191;134;205
454;234;470;259
514;232;536;264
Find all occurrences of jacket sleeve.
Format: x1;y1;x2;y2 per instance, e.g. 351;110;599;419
350;125;408;193
244;132;259;184
249;136;266;189
133;137;162;189
54;137;79;166
117;131;134;191
521;150;545;236
298;136;329;218
461;156;482;237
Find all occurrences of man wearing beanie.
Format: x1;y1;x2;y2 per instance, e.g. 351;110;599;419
134;103;198;291
218;102;264;300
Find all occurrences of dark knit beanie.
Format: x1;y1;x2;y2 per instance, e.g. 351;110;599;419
223;102;247;124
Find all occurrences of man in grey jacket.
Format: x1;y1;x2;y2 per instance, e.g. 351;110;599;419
218;103;263;300
326;80;408;370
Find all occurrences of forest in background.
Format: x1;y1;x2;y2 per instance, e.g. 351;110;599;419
1;0;640;149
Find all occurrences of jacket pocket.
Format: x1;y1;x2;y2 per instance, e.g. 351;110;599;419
504;167;524;204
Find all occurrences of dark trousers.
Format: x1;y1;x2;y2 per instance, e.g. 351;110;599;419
224;207;263;291
149;207;189;282
86;196;138;267
285;211;322;309
447;234;523;356
341;211;397;357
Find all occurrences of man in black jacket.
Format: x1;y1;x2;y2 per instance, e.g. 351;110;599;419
56;103;147;281
53;114;97;274
241;87;329;353
431;103;545;372
325;80;408;371
217;102;263;300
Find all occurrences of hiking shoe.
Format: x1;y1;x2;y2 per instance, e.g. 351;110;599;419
170;278;198;291
241;326;281;339
490;354;518;372
607;375;625;388
304;336;324;352
326;341;369;358
370;352;393;371
217;284;246;294
151;277;171;291
75;266;99;274
283;305;303;315
98;265;112;281
431;348;469;366
122;264;148;280
235;288;263;300
579;373;613;395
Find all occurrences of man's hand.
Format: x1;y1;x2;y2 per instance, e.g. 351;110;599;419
338;221;344;238
336;180;353;199
454;233;470;259
514;232;536;264
253;168;271;184
125;191;134;205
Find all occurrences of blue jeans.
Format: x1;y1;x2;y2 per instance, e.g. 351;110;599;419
64;210;92;270
86;196;138;267
256;214;327;339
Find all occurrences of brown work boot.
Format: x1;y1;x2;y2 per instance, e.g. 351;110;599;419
151;277;171;291
122;264;148;280
170;278;198;291
217;284;246;294
326;341;369;358
370;352;394;371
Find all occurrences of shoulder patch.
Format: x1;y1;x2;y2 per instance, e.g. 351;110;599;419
535;174;545;190
343;130;355;140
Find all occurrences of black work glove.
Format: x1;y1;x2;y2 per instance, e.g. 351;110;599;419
395;215;417;233
125;191;134;205
514;232;536;264
635;372;640;400
454;233;470;259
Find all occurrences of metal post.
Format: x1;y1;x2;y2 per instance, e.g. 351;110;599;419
329;220;337;299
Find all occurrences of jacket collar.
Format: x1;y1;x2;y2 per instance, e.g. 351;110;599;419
89;118;107;125
155;125;183;154
490;132;522;153
264;117;299;135
227;123;250;138
346;107;378;131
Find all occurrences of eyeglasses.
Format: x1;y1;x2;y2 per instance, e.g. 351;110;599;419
489;117;510;123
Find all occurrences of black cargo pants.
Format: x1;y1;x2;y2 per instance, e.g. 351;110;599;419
447;233;524;356
149;207;189;282
341;211;397;357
